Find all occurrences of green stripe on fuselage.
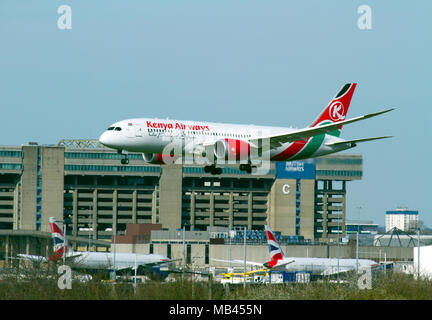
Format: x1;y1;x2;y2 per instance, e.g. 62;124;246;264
289;134;325;160
289;121;340;160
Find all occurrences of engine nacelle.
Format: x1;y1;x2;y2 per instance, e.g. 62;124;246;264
142;153;178;164
214;139;251;161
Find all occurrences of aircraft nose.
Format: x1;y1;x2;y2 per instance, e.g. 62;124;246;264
99;131;111;147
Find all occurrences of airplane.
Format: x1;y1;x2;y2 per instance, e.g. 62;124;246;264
213;225;379;278
262;225;378;276
98;83;394;174
18;217;172;279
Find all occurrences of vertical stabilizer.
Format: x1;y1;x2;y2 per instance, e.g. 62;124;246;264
49;217;71;261
264;225;286;260
310;83;357;136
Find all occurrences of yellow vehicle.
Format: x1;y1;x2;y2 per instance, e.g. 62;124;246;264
219;269;269;284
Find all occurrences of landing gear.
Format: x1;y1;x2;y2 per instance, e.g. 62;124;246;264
239;162;256;174
204;165;222;175
119;149;129;165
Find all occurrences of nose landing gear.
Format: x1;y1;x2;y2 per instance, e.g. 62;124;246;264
119;150;129;165
204;165;222;175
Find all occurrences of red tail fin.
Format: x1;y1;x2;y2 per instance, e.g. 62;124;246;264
310;83;357;136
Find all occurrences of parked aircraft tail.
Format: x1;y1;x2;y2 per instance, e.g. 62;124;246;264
264;225;286;260
49;217;72;261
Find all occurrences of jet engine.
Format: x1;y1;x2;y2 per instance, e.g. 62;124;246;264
142;153;177;164
214;139;251;161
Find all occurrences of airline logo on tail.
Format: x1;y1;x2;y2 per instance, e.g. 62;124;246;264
49;217;70;261
263;225;288;269
265;225;285;260
329;101;345;121
311;83;357;130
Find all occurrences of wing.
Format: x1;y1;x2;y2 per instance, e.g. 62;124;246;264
16;254;48;263
211;258;263;267
114;258;176;272
249;108;395;149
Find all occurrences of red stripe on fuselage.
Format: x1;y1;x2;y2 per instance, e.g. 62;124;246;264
270;140;308;161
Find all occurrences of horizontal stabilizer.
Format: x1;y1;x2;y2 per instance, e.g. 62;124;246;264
16;254;48;263
211;258;263;267
267;260;295;270
325;135;394;147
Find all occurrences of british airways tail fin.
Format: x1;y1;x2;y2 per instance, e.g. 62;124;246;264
264;225;286;260
49;217;72;261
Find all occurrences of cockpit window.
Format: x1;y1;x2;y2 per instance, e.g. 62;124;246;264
107;127;115;131
115;127;122;131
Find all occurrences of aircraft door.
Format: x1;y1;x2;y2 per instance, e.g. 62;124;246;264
125;124;135;138
135;126;143;137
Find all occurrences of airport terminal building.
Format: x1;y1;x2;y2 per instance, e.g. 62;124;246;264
0;140;363;243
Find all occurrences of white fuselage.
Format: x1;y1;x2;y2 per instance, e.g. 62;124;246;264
65;251;170;271
98;118;349;162
273;257;378;276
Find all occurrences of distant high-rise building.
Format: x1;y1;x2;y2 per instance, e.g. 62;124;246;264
385;208;419;232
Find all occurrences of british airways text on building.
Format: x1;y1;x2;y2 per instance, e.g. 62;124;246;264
276;159;316;179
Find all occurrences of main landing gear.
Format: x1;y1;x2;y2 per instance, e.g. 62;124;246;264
204;162;257;175
239;163;256;174
204;165;222;175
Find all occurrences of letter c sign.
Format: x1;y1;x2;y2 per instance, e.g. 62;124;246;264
282;184;290;195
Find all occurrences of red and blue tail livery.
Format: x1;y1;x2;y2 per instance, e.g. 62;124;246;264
265;225;285;261
49;217;71;261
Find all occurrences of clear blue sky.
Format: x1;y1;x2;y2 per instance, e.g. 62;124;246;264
0;1;430;227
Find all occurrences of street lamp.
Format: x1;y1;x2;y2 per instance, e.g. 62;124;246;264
88;206;92;252
337;213;341;283
243;226;247;288
356;206;362;272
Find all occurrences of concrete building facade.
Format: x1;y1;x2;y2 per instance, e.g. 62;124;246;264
0;140;363;243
